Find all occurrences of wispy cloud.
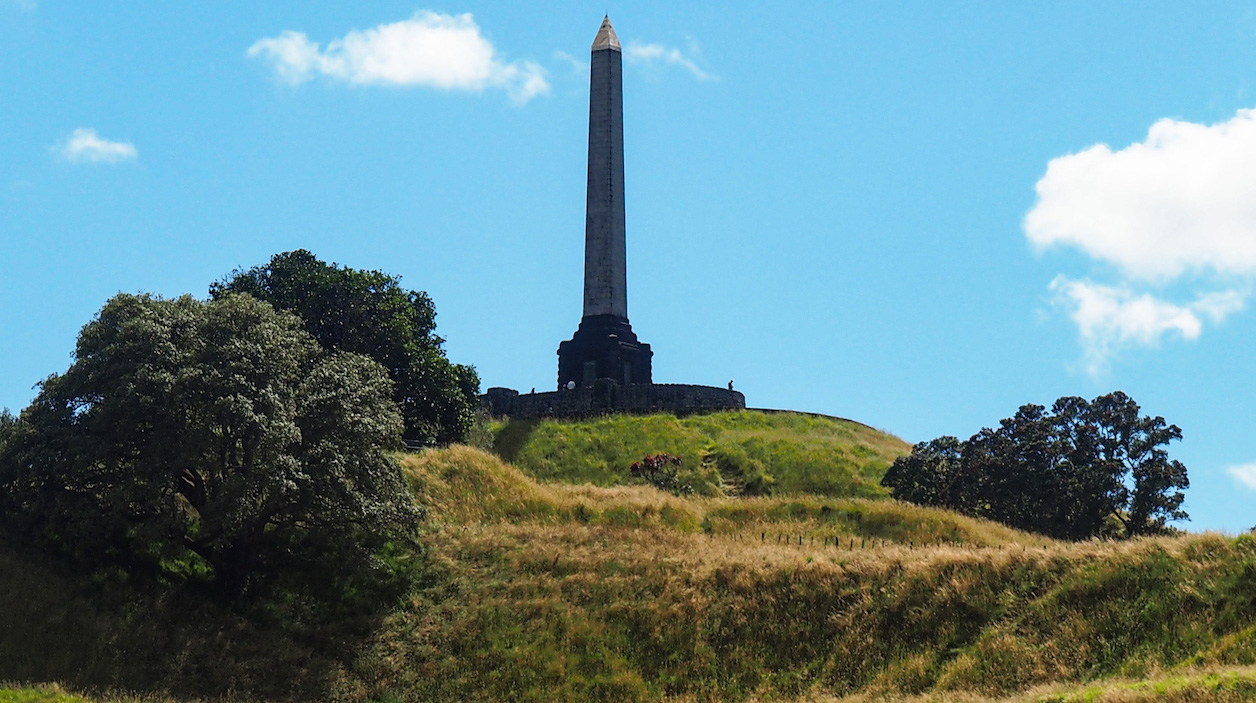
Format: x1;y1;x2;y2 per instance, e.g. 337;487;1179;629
55;128;137;164
1049;277;1245;376
1228;462;1256;490
553;50;587;76
1026;109;1256;374
248;11;549;105
624;39;714;81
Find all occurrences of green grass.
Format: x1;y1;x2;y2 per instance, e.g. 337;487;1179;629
1020;666;1256;702
820;665;1256;701
492;409;910;498
0;541;363;702
15;664;1256;703
5;438;1256;703
405;445;1044;546
0;685;91;703
354;449;1256;702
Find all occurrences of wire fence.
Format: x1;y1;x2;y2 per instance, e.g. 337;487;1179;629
709;532;931;550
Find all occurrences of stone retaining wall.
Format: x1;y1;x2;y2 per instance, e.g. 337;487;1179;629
482;382;745;419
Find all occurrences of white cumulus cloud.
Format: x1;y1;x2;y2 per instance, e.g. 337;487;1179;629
624;40;713;81
55;128;137;164
1026;109;1256;373
248;11;549;104
1228;462;1256;490
1027;109;1256;281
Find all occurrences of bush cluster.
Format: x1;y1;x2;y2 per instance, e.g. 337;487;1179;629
630;453;693;495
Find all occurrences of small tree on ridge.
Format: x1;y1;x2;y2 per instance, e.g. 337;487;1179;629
882;392;1188;539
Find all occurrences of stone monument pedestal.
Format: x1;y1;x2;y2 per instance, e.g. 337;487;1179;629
558;314;652;389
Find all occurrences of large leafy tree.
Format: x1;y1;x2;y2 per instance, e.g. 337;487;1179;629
0;293;421;596
882;392;1188;539
211;250;478;447
0;410;13;448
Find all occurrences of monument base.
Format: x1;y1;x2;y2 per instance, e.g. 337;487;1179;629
557;314;652;389
482;382;745;420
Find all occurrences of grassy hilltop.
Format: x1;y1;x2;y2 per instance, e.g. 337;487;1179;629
491;410;908;498
5;410;1256;702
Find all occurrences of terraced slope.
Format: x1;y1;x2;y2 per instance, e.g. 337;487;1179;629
371;448;1256;702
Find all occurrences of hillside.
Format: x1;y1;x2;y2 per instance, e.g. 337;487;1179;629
491;409;910;498
371;448;1256;702
3;416;1256;702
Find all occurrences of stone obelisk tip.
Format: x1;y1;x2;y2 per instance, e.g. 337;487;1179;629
592;16;621;52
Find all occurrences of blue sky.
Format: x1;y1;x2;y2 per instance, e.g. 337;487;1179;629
4;1;1256;532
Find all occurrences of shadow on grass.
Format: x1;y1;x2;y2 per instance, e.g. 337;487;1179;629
0;546;390;702
492;418;539;463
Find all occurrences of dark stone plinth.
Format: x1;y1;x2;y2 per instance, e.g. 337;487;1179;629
481;381;744;420
557;314;652;389
483;387;520;417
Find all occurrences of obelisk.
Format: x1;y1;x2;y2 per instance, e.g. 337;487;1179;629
557;16;652;389
583;15;627;319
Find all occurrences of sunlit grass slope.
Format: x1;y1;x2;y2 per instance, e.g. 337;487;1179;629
6;445;1256;703
13;664;1256;703
356;447;1256;702
0;684;91;703
492;410;910;498
406;445;1042;546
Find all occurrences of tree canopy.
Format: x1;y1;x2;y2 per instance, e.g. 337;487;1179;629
211;249;479;447
881;392;1188;539
0;292;421;597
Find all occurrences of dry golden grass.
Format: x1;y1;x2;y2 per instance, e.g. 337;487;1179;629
373;447;1256;702
8;445;1256;703
402;446;1049;548
354;510;1256;701
14;663;1256;703
787;663;1256;702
